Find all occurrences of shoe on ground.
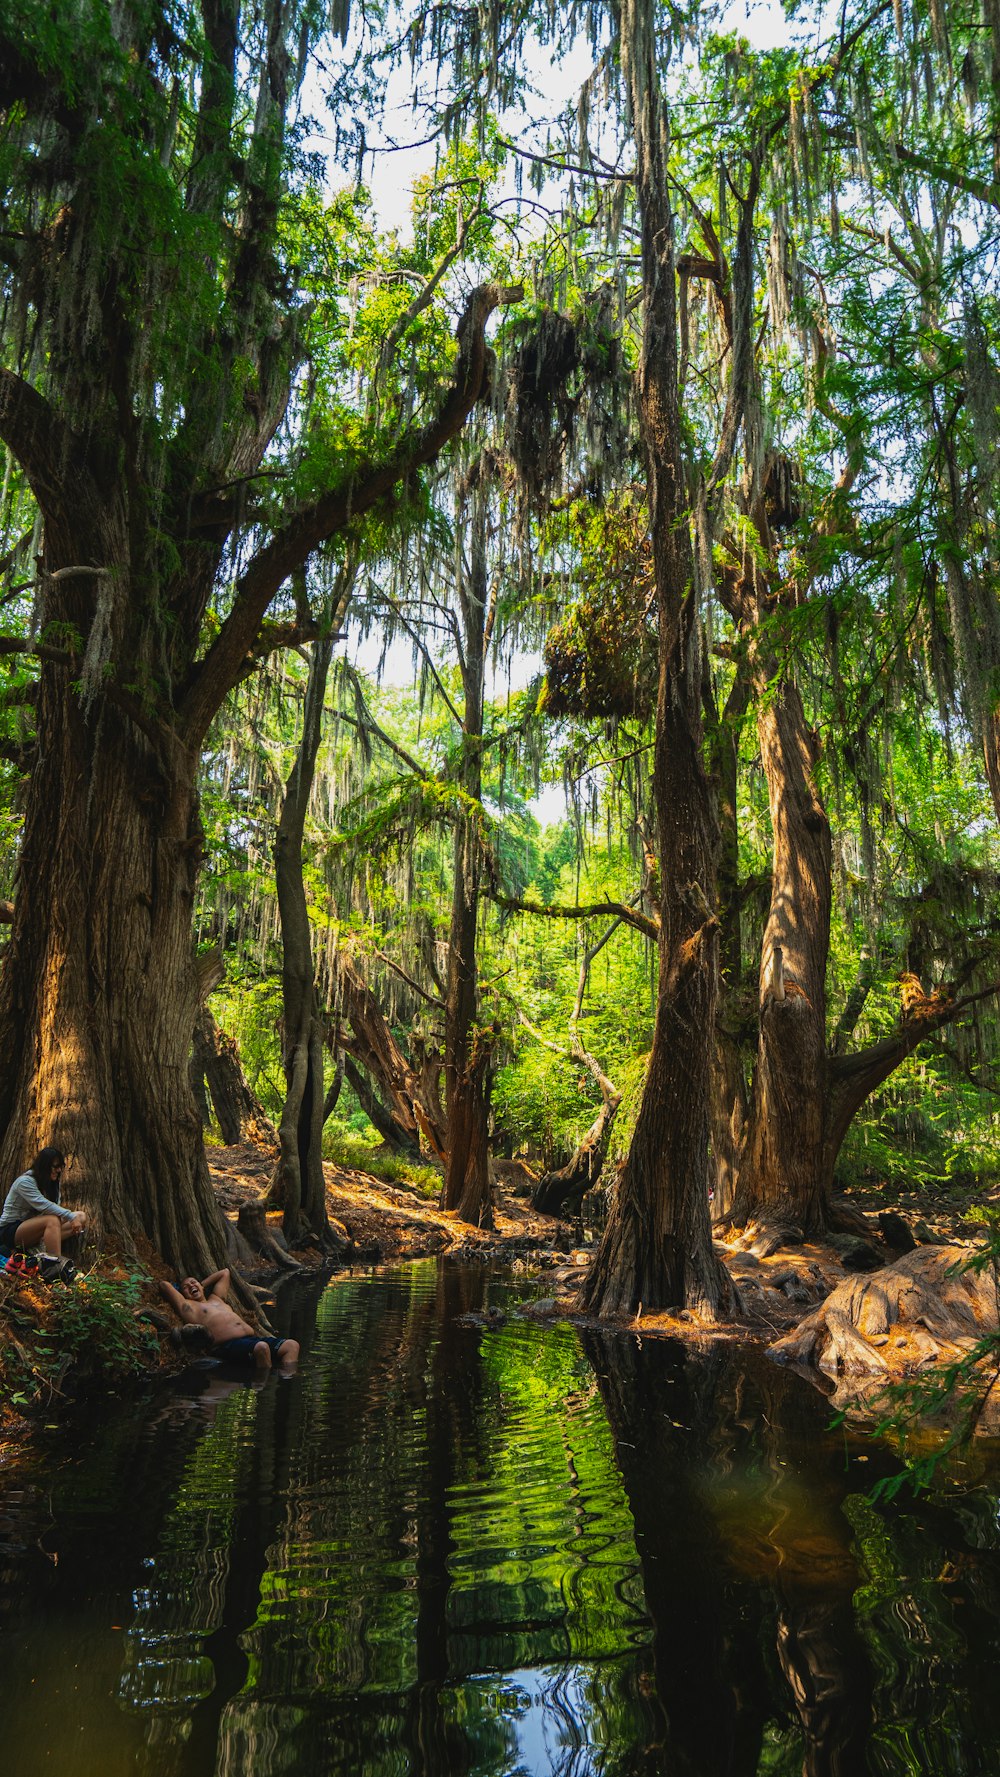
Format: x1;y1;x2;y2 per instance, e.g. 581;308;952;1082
38;1254;77;1282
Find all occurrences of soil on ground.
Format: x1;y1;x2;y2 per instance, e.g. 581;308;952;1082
207;1144;577;1261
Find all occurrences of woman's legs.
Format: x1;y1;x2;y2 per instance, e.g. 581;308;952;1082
14;1213;64;1256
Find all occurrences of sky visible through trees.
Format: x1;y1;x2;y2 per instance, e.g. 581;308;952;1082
0;0;997;1308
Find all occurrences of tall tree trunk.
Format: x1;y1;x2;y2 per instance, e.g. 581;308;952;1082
271;633;335;1245
730;670;832;1232
708;664;752;1222
582;0;734;1318
193;1004;277;1147
0;259;520;1277
441;475;493;1226
0;656;230;1277
441;805;495;1225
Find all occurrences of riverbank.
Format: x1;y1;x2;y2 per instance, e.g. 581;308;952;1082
3;1144;997;1457
0;1146;577;1453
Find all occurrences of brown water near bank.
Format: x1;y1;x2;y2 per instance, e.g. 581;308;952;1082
1;1258;1000;1775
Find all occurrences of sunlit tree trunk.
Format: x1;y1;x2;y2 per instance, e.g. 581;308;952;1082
730;668;832;1233
0;237;516;1274
582;0;734;1317
0;569;229;1276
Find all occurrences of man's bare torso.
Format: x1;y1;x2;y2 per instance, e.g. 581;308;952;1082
179;1296;253;1342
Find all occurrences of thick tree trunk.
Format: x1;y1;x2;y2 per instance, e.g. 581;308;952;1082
582;695;733;1316
271;635;334;1246
581;0;733;1318
193;1004;277;1147
731;673;832;1233
0;658;230;1277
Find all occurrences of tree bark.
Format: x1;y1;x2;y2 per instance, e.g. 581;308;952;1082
271;632;335;1245
581;0;734;1318
193;1004;277;1147
0;649;230;1277
441;472;494;1227
707;663;752;1221
730;670;832;1232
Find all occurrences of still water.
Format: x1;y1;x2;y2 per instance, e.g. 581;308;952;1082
1;1259;1000;1776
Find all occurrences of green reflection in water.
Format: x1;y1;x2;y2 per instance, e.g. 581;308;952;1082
218;1267;660;1775
846;1488;1000;1776
4;1262;1000;1775
119;1378;262;1773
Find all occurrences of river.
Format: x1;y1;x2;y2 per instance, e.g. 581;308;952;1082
2;1259;999;1774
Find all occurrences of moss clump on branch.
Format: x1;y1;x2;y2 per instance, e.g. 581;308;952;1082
542;494;657;719
506;304;628;510
544;578;657;719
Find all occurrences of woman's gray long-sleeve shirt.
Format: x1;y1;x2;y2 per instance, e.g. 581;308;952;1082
1;1173;73;1224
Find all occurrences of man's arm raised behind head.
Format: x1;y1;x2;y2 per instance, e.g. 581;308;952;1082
159;1279;186;1315
202;1268;231;1298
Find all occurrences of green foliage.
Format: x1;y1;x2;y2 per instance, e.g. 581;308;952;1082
323;1130;442;1198
1;1270;155;1414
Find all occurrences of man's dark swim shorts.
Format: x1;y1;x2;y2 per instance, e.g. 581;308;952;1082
214;1333;290;1364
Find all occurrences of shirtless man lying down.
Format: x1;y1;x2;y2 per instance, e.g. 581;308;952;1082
159;1268;299;1371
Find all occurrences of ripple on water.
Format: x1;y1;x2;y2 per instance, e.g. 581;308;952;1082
216;1278;661;1775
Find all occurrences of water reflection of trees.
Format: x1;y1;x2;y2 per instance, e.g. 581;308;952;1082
54;1260;1000;1776
117;1377;266;1774
215;1262;666;1776
583;1332;874;1776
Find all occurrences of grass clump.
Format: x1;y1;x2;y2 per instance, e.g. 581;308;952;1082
323;1130;443;1200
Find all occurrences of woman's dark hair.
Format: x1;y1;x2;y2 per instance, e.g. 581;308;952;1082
30;1147;65;1195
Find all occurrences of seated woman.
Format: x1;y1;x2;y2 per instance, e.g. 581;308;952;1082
0;1147;87;1263
159;1268;299;1372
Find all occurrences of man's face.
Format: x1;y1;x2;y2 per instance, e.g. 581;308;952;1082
181;1277;204;1301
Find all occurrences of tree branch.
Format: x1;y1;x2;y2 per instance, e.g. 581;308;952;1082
0;371;97;519
179;280;523;746
373;947;444;1010
331;702;430;781
492;891;660;942
828;978;1000;1126
890;143;1000;214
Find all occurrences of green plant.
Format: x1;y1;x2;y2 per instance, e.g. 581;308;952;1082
323;1132;442;1199
0;1269;156;1416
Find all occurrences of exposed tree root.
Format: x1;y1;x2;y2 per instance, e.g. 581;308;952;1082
770;1246;1000;1420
